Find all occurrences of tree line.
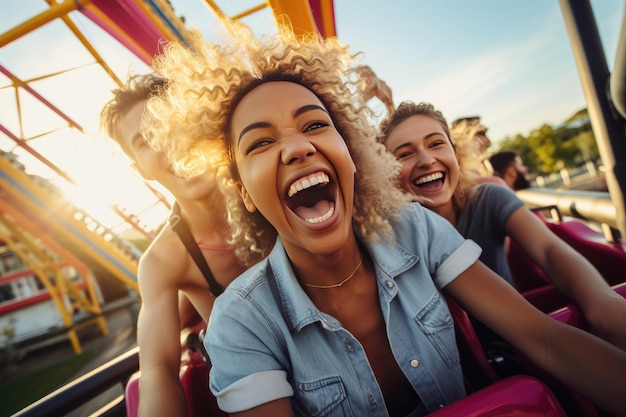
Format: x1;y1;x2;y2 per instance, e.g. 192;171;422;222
492;108;599;174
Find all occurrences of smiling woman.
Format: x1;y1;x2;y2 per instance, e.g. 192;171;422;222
140;15;626;417
4;1;626;417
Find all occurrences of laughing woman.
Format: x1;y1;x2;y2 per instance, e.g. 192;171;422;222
143;22;626;417
377;101;626;352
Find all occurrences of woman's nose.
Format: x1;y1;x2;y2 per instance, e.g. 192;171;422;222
414;150;436;168
281;135;316;165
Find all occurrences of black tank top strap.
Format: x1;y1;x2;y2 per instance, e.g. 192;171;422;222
168;203;224;296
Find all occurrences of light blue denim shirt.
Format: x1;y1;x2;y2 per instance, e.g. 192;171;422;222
206;203;482;416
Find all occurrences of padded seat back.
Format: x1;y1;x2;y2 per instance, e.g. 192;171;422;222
428;375;567;417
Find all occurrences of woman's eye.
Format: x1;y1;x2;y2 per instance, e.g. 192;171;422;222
304;121;328;132
245;139;271;154
395;150;413;160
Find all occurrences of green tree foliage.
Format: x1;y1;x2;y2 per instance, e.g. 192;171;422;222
573;130;600;162
497;134;537;171
492;108;599;174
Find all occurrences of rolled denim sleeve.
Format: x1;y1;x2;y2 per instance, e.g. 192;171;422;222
210;370;293;412
205;290;293;412
416;203;482;287
433;240;482;288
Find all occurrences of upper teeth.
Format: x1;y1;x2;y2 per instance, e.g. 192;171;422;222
288;172;329;197
415;172;443;185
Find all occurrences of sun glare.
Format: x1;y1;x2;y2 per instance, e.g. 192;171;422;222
53;134;172;234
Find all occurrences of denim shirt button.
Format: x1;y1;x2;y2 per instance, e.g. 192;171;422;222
345;341;354;352
439;404;445;408
385;281;394;289
410;359;419;368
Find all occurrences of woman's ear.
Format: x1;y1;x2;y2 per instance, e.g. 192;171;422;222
236;182;257;213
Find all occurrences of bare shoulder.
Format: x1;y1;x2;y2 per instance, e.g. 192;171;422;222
475;175;508;186
138;226;189;286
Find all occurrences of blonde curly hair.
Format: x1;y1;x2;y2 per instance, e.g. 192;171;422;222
144;20;411;265
378;101;476;214
449;117;492;177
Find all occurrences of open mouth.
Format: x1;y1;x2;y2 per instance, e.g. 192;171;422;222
413;171;445;189
286;171;336;224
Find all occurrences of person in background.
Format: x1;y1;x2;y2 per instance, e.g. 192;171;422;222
451;116;507;186
378;101;626;352
100;73;254;417
143;21;626;417
356;64;395;115
489;150;531;190
451;116;491;159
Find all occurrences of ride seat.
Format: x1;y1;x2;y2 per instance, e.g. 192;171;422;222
508;211;626;312
505;210;571;312
516;282;626;417
443;293;501;393
507;238;571;313
444;282;626;417
545;218;626;286
125;325;227;417
428;375;567;417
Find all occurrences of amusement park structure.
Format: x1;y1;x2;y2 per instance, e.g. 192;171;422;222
2;0;626;416
0;0;336;355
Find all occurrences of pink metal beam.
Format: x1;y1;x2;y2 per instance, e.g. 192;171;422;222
79;0;174;65
0;65;84;133
0;123;75;185
308;0;337;38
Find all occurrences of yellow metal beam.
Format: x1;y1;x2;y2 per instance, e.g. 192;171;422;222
0;215;85;353
44;0;123;88
201;0;230;21
0;155;140;294
231;3;269;21
0;0;87;48
0;202;113;353
267;0;317;37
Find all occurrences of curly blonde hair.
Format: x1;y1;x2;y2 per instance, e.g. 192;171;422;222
378;101;476;214
449;117;492;177
143;21;410;265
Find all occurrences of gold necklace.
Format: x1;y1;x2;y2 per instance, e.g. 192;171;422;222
301;255;364;289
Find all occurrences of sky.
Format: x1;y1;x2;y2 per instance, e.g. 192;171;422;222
335;1;625;141
168;0;625;142
0;0;624;230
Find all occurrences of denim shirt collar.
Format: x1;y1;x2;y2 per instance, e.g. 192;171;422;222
267;236;419;334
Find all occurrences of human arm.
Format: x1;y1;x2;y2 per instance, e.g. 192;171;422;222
446;261;626;417
356;65;394;114
474;175;507;187
505;206;626;350
205;277;296;416
136;252;187;417
178;291;203;328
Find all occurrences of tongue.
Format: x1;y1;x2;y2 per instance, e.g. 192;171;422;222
294;199;332;221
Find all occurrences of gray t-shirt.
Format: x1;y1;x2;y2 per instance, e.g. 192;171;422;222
456;183;525;285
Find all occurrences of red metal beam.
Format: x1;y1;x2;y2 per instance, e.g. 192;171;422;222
78;0;184;65
0;65;84;133
0;124;75;185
